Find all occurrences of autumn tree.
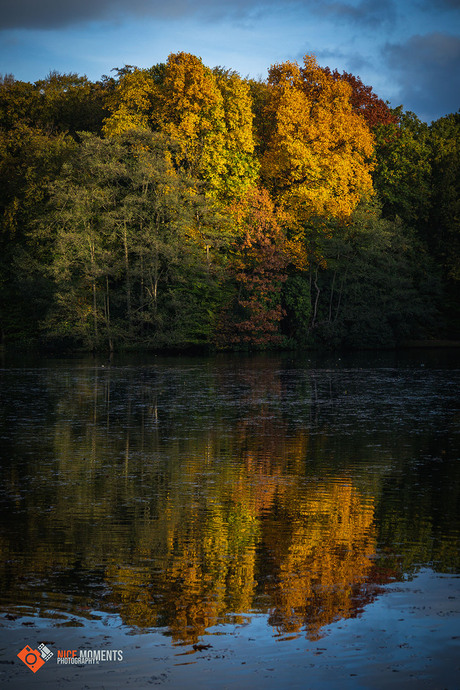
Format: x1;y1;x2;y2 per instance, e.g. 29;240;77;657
102;68;158;136
149;53;226;193
103;54;258;201
212;67;259;200
323;68;398;129
156;53;259;200
217;188;289;347
260;55;375;228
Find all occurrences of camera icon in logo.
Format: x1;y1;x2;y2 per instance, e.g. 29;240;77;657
17;643;53;673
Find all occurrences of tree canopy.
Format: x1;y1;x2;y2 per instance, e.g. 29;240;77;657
0;52;457;350
260;56;375;226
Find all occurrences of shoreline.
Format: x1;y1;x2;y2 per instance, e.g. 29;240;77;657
1;569;459;689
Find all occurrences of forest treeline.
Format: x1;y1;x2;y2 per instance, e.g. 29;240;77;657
0;52;458;351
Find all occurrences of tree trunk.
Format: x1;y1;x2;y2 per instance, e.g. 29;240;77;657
105;275;113;352
329;269;336;323
334;268;348;323
311;267;320;328
89;236;98;347
123;221;132;333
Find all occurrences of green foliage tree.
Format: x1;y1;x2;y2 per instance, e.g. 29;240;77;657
0;123;75;343
429;112;460;280
0;72;106;136
296;200;440;348
373;109;432;228
428;112;460;336
282;274;312;343
0;75;39;131
34;71;106;135
42;129;229;350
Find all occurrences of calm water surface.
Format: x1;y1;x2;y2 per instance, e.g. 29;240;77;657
0;350;459;688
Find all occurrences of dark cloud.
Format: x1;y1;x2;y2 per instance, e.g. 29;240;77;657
420;0;460;9
0;0;399;31
385;32;460;121
0;0;256;30
314;0;396;27
313;47;372;73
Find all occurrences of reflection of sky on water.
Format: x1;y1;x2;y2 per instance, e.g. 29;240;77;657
1;570;458;689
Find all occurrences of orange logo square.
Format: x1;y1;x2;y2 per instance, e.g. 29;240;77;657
17;643;53;672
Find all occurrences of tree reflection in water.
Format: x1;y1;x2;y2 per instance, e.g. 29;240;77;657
0;356;458;644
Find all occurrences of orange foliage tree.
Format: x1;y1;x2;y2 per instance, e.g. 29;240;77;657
261;55;375;229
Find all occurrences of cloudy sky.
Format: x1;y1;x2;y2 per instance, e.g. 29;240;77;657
1;0;459;122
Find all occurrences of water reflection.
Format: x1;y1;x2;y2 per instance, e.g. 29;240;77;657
0;353;459;644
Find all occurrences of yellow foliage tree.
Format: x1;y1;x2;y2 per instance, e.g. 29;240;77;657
261;55;375;228
213;68;259;200
103;54;259;201
102;69;157;136
155;52;227;197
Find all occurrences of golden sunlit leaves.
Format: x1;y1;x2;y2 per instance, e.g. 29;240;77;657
213;68;260;200
158;53;258;200
261;55;375;227
101;52;374;223
102;69;157;136
156;52;226;186
102;54;259;202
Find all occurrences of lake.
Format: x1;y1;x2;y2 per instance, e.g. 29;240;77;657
0;350;459;688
